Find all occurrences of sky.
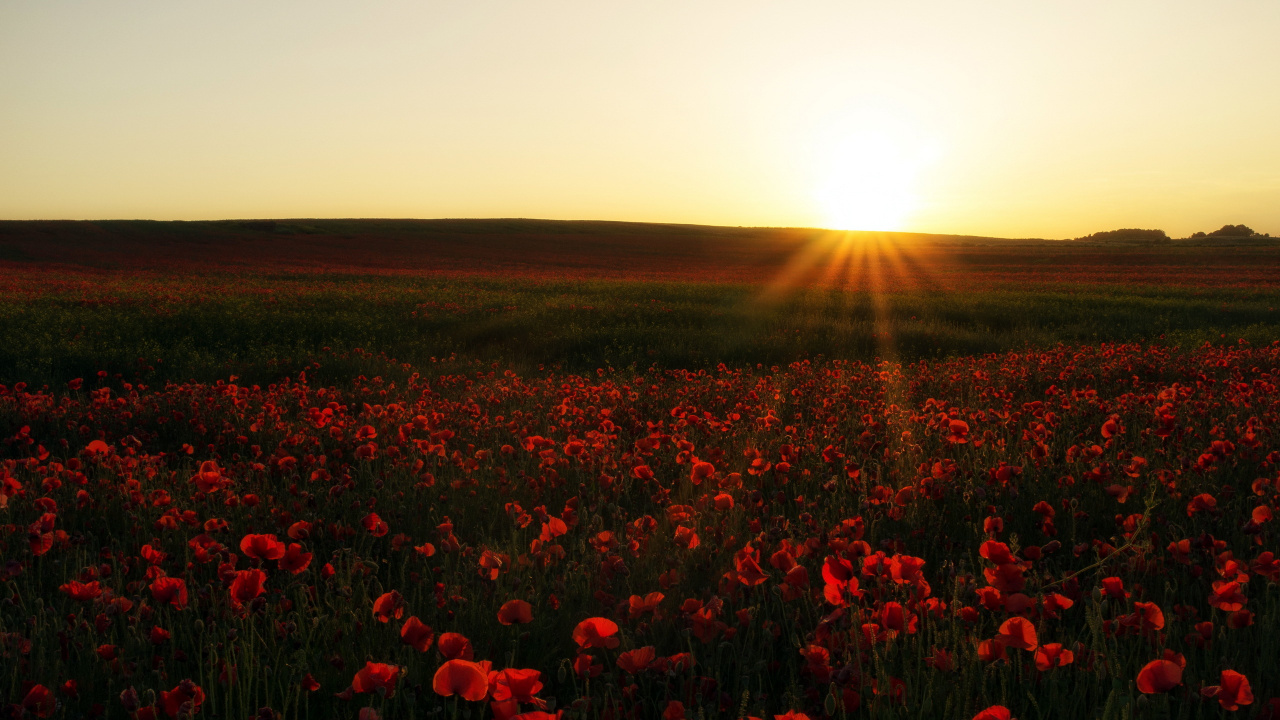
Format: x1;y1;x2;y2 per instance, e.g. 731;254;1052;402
1;1;1277;238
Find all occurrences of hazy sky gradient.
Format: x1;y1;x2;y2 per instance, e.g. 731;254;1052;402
2;1;1277;237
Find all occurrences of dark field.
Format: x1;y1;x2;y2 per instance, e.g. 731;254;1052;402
3;220;1280;388
2;220;1279;720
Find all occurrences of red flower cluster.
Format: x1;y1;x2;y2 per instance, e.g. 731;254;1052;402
2;339;1278;717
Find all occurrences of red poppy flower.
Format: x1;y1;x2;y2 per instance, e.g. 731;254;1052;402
690;461;715;484
822;556;856;587
734;551;769;586
1129;601;1164;632
1201;670;1253;711
1208;580;1247;612
879;602;917;635
572;617;620;649
977;639;1007;663
996;617;1038;651
497;599;533;625
925;647;954;672
159;680;205;719
984;564;1025;593
783;565;809;590
431;659;488;701
362;513;389;537
149;577;189;610
667;652;694;672
1040;593;1074;620
239;534;286;561
29;529;54;556
353;661;401;698
60;580;103;602
979;541;1015;566
21;685;56;719
228;568;266;605
1226;609;1254;629
617;646;656;674
277;543;313;574
191;460;228;493
401;616;435;652
96;644;119;661
1100;577;1128;600
372;590;406;623
438;632;475;660
573;653;603;678
1136;659;1182;694
479;549;507;580
1187;492;1217;516
534;518;565;542
1033;643;1074;671
628;592;664;618
972;707;1011;720
1101;416;1121;439
490;668;543;704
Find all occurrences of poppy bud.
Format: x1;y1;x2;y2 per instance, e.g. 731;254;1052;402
120;687;140;712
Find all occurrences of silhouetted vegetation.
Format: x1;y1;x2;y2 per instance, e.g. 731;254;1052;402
1074;228;1169;244
1191;224;1266;238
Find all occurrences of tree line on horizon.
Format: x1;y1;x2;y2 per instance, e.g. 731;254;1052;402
1074;224;1270;243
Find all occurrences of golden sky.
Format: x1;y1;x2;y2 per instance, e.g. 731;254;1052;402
2;1;1277;238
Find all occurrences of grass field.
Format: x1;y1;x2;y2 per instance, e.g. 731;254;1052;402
3;220;1280;387
2;221;1279;720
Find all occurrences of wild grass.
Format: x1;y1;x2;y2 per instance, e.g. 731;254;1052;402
1;272;1278;388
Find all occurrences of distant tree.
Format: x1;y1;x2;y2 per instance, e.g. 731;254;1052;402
1205;224;1257;238
1075;228;1170;243
1191;231;1207;238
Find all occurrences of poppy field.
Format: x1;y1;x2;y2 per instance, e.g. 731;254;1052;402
2;223;1280;720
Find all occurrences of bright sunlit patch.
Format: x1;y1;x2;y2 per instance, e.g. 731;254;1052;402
813;121;936;232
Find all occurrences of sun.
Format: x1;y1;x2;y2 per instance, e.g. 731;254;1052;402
814;126;932;232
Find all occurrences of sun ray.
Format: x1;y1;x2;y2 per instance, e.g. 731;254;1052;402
759;230;848;302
